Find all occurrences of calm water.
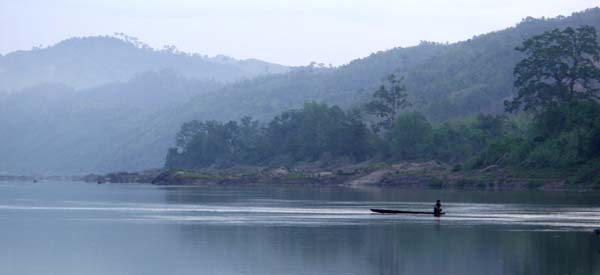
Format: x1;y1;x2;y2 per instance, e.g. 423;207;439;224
0;181;599;275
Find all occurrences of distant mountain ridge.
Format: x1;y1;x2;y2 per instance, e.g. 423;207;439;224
0;8;599;174
0;34;289;91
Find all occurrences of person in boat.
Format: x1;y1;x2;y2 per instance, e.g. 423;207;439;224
433;200;442;216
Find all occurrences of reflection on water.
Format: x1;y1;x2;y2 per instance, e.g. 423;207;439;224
0;181;599;275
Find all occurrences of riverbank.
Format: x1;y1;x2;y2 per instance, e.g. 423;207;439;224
0;174;78;182
81;161;600;191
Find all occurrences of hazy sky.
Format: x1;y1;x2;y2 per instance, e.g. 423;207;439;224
0;0;598;66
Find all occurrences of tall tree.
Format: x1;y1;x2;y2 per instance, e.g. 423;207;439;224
365;74;411;132
505;26;600;113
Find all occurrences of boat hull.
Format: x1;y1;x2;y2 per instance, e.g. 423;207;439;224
370;208;445;216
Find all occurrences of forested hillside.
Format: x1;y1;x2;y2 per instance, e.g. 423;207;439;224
167;24;600;186
171;8;600;123
1;8;599;175
0;34;289;92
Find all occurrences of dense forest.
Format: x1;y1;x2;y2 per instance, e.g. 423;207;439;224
173;8;600;123
1;8;599;175
165;101;505;169
166;25;600;185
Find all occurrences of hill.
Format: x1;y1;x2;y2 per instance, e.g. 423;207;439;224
0;34;289;92
1;8;599;174
0;71;220;174
171;8;600;123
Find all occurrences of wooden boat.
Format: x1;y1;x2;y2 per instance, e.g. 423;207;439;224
370;208;445;216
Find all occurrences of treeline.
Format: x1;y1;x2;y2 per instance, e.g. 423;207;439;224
470;101;600;171
166;26;600;184
166;103;371;168
165;101;507;169
166;100;600;183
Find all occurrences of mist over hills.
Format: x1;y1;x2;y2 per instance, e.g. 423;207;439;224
0;71;221;174
172;8;600;123
0;34;289;92
1;8;599;175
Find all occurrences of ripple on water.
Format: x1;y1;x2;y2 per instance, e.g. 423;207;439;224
0;200;598;230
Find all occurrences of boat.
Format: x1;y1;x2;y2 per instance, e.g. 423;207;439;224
370;208;445;216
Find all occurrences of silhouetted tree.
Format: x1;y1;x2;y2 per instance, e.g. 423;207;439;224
365;74;411;133
505;26;600;113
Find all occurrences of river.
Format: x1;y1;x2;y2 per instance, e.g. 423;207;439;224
0;181;598;275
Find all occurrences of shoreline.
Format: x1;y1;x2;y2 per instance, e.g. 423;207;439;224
78;161;599;191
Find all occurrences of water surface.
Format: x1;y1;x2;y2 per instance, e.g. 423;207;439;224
0;181;599;275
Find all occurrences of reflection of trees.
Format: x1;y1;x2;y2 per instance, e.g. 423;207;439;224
170;222;598;275
364;225;599;275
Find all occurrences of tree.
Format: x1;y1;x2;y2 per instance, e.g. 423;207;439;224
268;102;372;162
388;112;432;160
365;74;411;132
505;26;600;113
166;102;374;169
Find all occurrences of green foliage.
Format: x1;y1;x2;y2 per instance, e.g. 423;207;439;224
166;102;373;169
4;10;600;174
364;74;411;132
506;26;600;113
164;23;600;189
528;101;600;166
469;99;600;171
464;26;600;180
414;114;508;164
388;113;431;160
360;111;511;164
267;102;373;162
166;117;267;169
173;9;600;129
